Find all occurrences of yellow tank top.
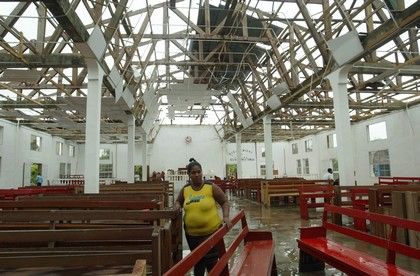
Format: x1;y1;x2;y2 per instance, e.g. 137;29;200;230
183;183;222;236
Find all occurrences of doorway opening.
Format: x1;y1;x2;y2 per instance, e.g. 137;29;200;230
31;163;42;185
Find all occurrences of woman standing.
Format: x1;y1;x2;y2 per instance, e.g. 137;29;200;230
174;158;231;276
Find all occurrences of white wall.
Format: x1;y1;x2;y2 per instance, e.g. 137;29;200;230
2;104;420;188
0;119;78;188
77;125;226;180
280;105;420;185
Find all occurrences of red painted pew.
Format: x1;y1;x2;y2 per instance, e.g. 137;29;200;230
0;186;76;200
298;204;420;275
298;185;334;219
164;210;277;276
378;176;420;185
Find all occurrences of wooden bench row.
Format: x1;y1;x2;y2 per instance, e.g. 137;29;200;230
378;176;420;185
234;177;330;206
74;181;175;207
0;186;77;200
262;179;332;207
0;203;182;275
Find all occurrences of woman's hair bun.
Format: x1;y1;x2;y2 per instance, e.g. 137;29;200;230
189;158;196;163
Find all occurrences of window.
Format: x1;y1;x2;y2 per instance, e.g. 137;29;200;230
69;145;75;157
331;158;339;180
261;148;265;158
99;164;113;178
292;143;298;154
56;142;63;155
0;126;3;144
296;159;302;174
303;158;310;174
260;164;266;175
99;149;111;160
369;150;390;177
30;135;42;151
67;163;71;176
59;162;66;177
305;139;313;152
327;134;337;148
368;121;387;141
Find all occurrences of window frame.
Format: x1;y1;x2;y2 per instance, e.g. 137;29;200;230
303;158;310;174
296;159;302;174
30;135;42;151
99;163;113;178
69;145;75;157
369;149;391;177
292;143;298;154
56;141;63;156
327;133;337;148
305;139;313;152
367;121;388;141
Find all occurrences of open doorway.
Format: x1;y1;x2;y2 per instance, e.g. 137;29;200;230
31;163;42;185
226;164;237;179
134;165;142;181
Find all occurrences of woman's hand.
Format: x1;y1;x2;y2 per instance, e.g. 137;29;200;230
174;201;182;212
223;217;232;229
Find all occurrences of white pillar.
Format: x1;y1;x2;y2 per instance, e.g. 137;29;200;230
127;115;135;183
263;115;274;179
221;140;227;178
236;133;242;178
84;59;104;193
327;65;356;186
142;133;148;181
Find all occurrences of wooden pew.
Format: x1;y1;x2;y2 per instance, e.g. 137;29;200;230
298;185;334;219
98;182;173;207
368;184;420;237
261;179;331;207
212;178;237;195
0;186;77;200
0;226;162;275
164;210;277;276
378;176;420;185
0;198;162;211
0;209;183;275
298;204;420;275
236;178;263;201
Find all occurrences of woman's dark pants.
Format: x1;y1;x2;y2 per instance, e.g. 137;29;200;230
185;233;219;276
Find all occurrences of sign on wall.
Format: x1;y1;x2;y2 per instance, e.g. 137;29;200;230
227;149;255;162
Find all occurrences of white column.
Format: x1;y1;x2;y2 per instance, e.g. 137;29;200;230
84;59;104;193
263;115;274;179
221;140;227;178
127;115;135;183
236;133;242;178
142;133;148;181
327;65;356;186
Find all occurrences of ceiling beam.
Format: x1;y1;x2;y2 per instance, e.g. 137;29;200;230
223;1;420;141
0;53;85;68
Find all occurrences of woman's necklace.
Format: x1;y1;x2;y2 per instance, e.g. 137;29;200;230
191;182;204;191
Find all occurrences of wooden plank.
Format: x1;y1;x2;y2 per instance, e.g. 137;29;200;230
0;227;155;243
405;192;420;248
0;209;178;222
132;259;147;276
0;252;152;268
391;191;409;245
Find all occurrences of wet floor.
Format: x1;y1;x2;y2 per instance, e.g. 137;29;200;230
197;195;419;276
2;195;418;275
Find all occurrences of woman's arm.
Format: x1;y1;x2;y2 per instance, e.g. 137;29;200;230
212;184;232;228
